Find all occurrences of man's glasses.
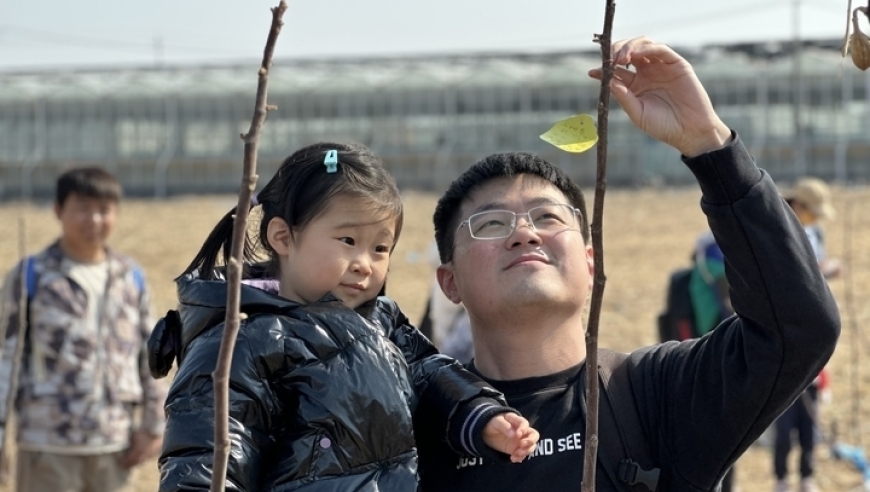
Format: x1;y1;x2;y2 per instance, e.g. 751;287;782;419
457;204;582;240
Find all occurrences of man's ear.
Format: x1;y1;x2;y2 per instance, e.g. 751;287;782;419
53;201;62;219
436;263;462;304
266;217;292;255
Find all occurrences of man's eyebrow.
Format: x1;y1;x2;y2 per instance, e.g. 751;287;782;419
470;196;563;215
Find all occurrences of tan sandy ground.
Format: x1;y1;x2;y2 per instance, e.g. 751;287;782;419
1;186;869;492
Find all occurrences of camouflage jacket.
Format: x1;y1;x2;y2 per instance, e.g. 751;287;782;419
0;242;167;454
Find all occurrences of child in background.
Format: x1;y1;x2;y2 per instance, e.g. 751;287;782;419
0;167;166;492
773;177;839;492
148;142;538;492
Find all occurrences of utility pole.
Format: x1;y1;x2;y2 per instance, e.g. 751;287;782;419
792;0;807;178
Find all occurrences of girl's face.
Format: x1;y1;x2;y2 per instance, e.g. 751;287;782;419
274;195;398;309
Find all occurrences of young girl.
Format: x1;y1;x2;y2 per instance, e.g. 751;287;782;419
148;142;538;491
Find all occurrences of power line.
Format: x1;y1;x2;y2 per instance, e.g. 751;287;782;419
0;23;249;57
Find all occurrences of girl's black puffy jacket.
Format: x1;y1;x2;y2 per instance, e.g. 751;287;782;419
148;275;512;492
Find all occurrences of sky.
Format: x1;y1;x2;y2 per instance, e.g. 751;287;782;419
0;0;855;71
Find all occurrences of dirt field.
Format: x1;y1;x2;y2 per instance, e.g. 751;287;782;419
1;185;869;492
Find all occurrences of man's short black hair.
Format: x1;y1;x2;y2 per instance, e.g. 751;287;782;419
433;152;590;264
56;167;123;207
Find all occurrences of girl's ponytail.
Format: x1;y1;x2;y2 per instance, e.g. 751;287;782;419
178;207;238;280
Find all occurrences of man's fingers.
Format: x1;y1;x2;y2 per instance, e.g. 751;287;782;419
588;66;636;87
608;78;642;125
611;36;682;67
612;36;653;66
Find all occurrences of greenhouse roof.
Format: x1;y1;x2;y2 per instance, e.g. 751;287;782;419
0;38;852;102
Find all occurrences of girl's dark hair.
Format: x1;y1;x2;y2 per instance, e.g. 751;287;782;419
181;142;403;280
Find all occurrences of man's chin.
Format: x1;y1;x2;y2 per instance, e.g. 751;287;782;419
503;281;562;306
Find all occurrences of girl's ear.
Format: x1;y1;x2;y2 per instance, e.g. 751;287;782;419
266;217;292;255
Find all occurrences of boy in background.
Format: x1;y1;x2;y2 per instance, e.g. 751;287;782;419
0;167;167;492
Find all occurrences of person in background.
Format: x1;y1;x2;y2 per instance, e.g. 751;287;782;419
419;241;474;365
772;177;840;492
0;167;167;492
783;177;841;279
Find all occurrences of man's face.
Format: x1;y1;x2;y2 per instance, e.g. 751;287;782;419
437;175;594;322
54;193;117;260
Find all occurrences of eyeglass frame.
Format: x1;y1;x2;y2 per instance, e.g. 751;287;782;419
455;203;583;241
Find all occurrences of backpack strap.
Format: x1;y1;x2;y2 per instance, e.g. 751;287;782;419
24;256;37;302
576;363;624;491
132;267;145;294
597;349;661;492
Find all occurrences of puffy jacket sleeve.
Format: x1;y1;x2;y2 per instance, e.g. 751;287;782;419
157;317;285;492
375;298;517;458
629;134;841;491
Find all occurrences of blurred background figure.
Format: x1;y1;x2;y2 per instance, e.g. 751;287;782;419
783;177;841;279
773;177;840;492
658;231;737;492
0;168;166;492
419;242;473;365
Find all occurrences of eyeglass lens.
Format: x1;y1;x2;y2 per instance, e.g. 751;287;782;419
468;204;576;239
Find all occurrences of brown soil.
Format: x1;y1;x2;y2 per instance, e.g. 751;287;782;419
1;186;868;492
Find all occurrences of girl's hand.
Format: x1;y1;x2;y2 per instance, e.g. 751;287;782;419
482;412;539;463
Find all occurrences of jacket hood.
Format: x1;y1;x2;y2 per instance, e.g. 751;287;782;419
175;273;298;348
147;271;304;379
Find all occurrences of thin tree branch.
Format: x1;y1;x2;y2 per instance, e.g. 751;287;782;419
582;1;616;491
211;2;287;491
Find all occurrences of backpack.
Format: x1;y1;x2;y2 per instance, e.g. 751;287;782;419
657;268;699;343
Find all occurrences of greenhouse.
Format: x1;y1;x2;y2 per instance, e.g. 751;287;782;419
0;37;867;199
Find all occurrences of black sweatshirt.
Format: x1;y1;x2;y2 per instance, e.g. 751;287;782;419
415;134;841;492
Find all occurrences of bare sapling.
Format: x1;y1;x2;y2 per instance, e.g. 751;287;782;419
210;2;288;491
582;1;617;490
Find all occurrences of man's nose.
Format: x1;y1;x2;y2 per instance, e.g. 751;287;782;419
507;214;541;246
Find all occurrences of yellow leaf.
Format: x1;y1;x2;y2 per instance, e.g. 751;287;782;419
539;114;599;153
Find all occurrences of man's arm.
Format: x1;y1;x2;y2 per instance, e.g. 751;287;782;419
120;274;168;468
634;137;838;490
591;37;840;490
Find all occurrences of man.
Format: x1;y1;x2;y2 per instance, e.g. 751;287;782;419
415;37;840;491
0;168;167;492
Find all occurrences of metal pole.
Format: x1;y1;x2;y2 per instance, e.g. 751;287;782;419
792;0;807;178
834;69;852;182
751;61;769;163
154;93;178;198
